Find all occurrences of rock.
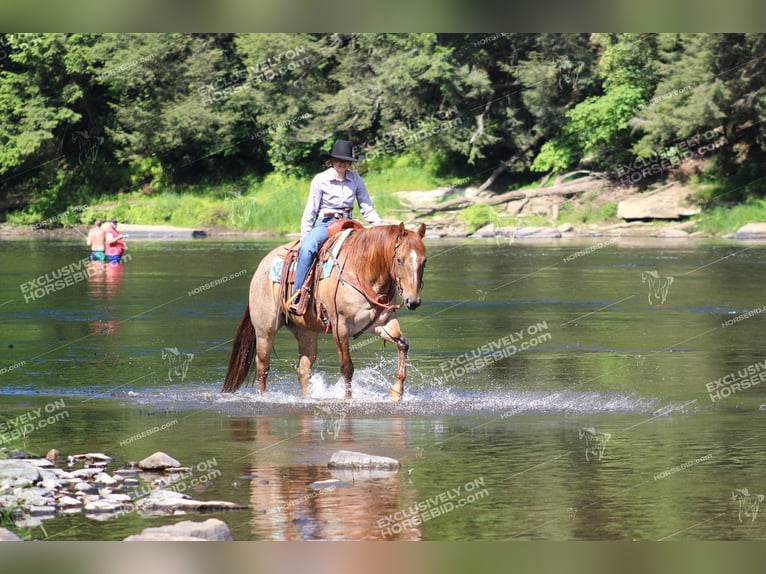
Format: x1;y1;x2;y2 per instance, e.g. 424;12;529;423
653;228;689;238
513;226;562;239
123;533;211;541
557;223;574;233
138;451;182;471
83;499;125;514
308;478;344;490
27;505;56;517
135;489;247;513
735;222;766;240
57;495;83;508
114;469;139;478
45;449;60;462
70;468;101;479
94;472;119;486
471;223;495;238
124;518;233;542
20;458;55;468
67;452;113;465
73;481;97;494
121;478;140;489
328;450;400;470
0;527;22;541
0;460;41;485
617;187;701;220
505;199;528;216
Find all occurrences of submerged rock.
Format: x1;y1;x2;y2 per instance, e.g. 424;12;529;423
123;518;233;541
328;450;400;470
135;489;247;513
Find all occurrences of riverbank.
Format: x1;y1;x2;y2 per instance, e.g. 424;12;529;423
3;216;766;242
3;177;766;241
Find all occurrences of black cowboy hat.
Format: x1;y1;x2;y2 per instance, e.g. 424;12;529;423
319;139;361;162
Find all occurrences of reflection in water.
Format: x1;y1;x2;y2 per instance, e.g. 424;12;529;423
230;414;421;540
87;261;124;336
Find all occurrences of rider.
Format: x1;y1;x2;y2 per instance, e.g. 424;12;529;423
289;139;383;314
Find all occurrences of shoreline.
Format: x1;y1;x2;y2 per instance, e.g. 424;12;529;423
1;220;763;242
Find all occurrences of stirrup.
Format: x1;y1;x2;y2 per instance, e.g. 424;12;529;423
285;289;303;315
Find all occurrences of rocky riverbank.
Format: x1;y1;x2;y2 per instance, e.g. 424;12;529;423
3;182;766;241
0;447;400;541
0;448;246;541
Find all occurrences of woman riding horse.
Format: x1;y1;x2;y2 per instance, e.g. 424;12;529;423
288;139;382;315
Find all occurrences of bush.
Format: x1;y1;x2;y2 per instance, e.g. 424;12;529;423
459;204;499;232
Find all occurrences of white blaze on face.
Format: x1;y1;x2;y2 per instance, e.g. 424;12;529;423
409;249;419;292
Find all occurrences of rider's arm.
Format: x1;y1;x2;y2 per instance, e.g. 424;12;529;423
354;174;382;226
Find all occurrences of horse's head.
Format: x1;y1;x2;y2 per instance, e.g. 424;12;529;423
393;222;427;311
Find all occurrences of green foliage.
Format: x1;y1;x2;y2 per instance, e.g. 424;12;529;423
2;33;766;226
694;198;766;235
458;203;499;232
558;198;619;224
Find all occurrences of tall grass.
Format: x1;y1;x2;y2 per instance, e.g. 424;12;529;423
693;199;766;235
5;160;454;233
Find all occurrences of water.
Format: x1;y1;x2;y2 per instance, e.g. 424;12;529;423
2;235;766;540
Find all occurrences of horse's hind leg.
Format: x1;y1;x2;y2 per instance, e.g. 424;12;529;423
255;329;275;394
291;327;317;397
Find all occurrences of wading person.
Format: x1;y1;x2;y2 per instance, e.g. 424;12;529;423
288;139;382;314
104;218;127;264
86;219;106;262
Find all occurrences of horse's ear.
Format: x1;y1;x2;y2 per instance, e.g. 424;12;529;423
398;222;406;237
417;223;426;238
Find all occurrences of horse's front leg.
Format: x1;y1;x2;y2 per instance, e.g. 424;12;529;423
374;317;409;403
335;334;354;400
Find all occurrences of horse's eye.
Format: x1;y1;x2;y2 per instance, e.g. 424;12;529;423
395;256;404;265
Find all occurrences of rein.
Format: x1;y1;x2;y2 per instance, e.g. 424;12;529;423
327;232;405;337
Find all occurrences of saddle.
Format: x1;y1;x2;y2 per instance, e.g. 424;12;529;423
280;219;364;317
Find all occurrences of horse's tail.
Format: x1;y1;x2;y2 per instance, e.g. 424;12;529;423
222;305;256;393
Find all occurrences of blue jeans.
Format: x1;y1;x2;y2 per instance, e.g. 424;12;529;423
292;218;333;296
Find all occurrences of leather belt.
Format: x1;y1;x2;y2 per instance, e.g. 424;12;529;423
321;210;351;219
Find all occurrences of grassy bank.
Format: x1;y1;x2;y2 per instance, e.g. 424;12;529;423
5;161;454;234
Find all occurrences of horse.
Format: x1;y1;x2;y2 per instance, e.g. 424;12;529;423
222;222;427;402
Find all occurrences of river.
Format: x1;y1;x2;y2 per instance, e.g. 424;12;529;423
1;235;766;541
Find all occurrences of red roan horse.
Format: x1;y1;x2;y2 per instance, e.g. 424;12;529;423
222;223;427;402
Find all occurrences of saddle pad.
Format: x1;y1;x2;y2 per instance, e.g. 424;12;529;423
269;258;294;283
269;228;354;283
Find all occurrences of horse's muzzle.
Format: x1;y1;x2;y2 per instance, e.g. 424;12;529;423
404;297;421;310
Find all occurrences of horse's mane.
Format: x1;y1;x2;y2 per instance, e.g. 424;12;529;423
339;225;406;287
